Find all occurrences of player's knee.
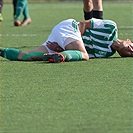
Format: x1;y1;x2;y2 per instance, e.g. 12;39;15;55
84;0;93;7
83;0;93;4
93;0;102;3
93;0;103;11
83;0;93;12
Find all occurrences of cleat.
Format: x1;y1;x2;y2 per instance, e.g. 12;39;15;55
14;19;21;26
43;53;65;63
0;13;3;21
21;18;32;26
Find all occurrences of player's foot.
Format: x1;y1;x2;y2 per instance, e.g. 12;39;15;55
0;13;3;21
21;18;32;26
14;19;21;26
43;53;65;63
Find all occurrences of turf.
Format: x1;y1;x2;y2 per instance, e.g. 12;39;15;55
0;1;133;133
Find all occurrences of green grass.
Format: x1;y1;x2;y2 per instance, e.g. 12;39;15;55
0;1;133;133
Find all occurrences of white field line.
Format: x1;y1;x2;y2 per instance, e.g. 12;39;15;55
118;26;133;29
0;34;37;37
0;26;132;37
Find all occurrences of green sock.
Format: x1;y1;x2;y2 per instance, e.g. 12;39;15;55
23;1;30;18
1;48;21;61
60;50;82;62
22;52;45;60
15;0;28;20
0;48;46;61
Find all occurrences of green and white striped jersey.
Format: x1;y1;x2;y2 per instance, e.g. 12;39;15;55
82;18;118;58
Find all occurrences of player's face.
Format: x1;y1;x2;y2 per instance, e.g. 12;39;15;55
118;39;133;57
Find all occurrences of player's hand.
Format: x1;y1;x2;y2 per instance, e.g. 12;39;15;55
46;41;64;52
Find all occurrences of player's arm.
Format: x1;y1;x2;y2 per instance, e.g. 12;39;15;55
78;20;92;35
46;41;64;52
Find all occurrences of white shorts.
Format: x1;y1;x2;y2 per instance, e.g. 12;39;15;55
42;19;83;53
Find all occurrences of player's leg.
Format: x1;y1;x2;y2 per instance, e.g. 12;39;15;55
63;40;89;61
0;0;3;21
13;0;18;18
0;46;48;61
43;40;89;63
93;0;103;19
83;0;103;20
83;0;93;20
14;0;26;26
21;0;31;26
18;46;48;61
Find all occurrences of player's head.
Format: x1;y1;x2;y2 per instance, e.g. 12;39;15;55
117;39;133;57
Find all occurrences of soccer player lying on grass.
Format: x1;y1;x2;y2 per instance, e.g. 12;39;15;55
0;0;103;62
0;18;133;63
0;18;89;62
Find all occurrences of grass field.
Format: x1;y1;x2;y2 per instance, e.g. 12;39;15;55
0;1;133;133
